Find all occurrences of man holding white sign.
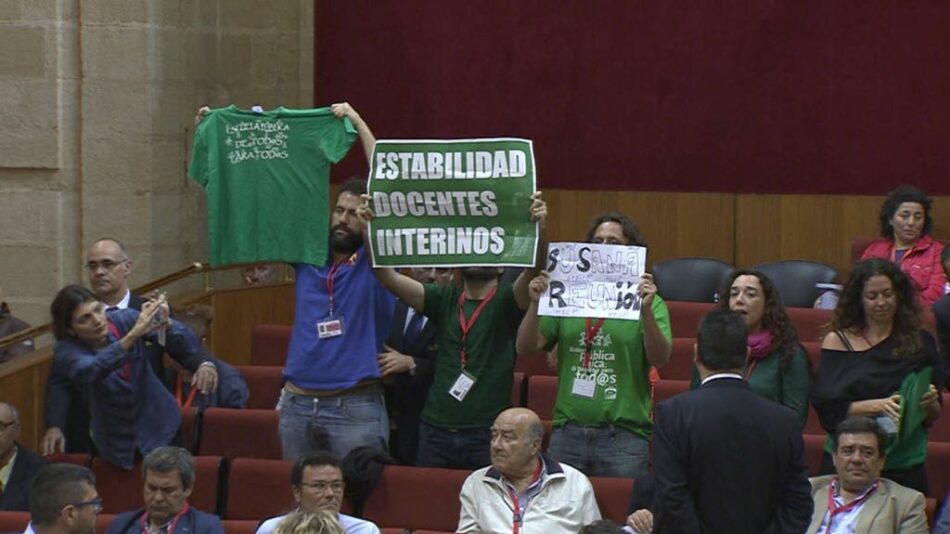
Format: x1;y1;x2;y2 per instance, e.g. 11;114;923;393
516;212;672;478
358;189;546;470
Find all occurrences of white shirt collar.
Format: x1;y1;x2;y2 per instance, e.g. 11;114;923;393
104;289;131;310
700;372;743;385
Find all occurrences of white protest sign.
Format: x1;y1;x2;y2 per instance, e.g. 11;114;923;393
538;242;647;320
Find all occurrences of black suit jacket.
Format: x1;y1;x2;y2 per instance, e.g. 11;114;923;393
653;377;813;534
384;300;438;415
934;294;950;389
0;444;47;511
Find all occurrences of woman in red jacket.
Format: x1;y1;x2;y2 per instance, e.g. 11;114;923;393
861;185;947;306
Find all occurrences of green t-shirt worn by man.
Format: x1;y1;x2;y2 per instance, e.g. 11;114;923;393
188;105;356;267
539;296;672;440
421;282;526;428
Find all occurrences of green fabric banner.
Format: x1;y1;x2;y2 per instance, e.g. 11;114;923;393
368;138;538;267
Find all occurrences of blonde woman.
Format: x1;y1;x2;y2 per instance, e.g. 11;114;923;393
274;510;344;534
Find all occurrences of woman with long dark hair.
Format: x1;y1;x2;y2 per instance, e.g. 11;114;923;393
691;270;811;425
811;259;942;495
50;285;217;469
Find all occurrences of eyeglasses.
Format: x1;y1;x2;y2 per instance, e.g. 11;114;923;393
299;481;344;493
84;259;128;272
0;419;18;431
69;497;103;514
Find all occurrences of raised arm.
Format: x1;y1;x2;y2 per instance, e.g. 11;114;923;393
358;195;426;312
331;102;376;166
513;191;548;310
639;273;672;367
516;271;552;353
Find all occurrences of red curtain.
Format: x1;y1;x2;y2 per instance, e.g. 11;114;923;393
315;2;950;195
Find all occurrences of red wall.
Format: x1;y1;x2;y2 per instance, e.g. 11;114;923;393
315;2;950;195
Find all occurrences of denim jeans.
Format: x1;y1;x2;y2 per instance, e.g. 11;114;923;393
277;387;389;462
547;422;649;478
416;421;491;470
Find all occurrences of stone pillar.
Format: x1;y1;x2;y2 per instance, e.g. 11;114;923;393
0;0;314;326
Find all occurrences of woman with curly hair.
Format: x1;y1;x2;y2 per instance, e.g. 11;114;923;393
691;270;811;425
811;258;943;495
860;185;947;305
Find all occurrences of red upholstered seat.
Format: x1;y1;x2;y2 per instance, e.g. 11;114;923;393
96;515;117;534
541;420;553;451
929;393;950;443
590;476;634;524
92;456;222;515
46;453;92;466
802;341;821;369
526;375;558;420
0;512;29;533
926;442;950;499
926;498;937;530
362;465;471;531
225;458;295;520
851;237;876;264
666;301;714;339
249;324;293;366
222;520;261;534
786;308;831;344
198;408;282;459
511;372;525;407
658;338;696;380
803;434;826;477
236;365;285;409
515;350;557;376
653;379;690;405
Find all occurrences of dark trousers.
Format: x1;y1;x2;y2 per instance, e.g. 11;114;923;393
416;421;491;470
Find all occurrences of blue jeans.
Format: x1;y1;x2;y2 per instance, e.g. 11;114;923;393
416;421;491;470
277;387;389;462
548;422;649;478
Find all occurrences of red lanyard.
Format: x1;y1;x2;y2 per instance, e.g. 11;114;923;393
826;478;878;530
457;286;498;369
140;503;189;534
106;321;132;381
507;461;543;534
175;374;198;408
583;318;606;369
326;260;347;316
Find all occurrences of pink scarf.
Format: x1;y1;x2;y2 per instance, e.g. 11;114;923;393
744;330;773;379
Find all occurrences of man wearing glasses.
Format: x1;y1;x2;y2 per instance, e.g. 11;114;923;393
104;447;224;534
43;239;218;455
256;452;379;534
25;463;101;534
0;403;46;512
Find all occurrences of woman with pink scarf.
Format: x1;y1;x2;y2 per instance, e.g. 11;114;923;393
691;270;811;426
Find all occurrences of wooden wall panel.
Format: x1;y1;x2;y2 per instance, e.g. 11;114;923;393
208;284;295;366
542;190;735;267
736;194;950;279
0;351;52;451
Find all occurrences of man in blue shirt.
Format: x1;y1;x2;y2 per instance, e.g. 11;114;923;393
277;103;395;461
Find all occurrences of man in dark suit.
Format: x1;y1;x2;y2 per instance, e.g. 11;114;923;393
652;309;813;534
379;267;448;465
0;403;47;511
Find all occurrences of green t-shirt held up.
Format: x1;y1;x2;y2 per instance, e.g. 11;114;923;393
539;296;672;440
188;105;356;267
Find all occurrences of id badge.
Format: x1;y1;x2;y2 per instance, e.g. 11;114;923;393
317;318;344;339
571;374;596;399
449;370;476;402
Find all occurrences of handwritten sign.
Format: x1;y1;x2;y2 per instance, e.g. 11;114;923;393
539;242;647;320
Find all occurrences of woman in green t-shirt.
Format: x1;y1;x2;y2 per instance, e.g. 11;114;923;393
691;270;811;426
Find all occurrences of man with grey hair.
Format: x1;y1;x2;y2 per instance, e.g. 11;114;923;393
458;407;601;532
0;402;47;512
27;463;101;534
104;447;223;534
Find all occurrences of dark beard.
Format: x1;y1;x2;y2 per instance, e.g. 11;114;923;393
330;224;363;254
460;267;499;282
